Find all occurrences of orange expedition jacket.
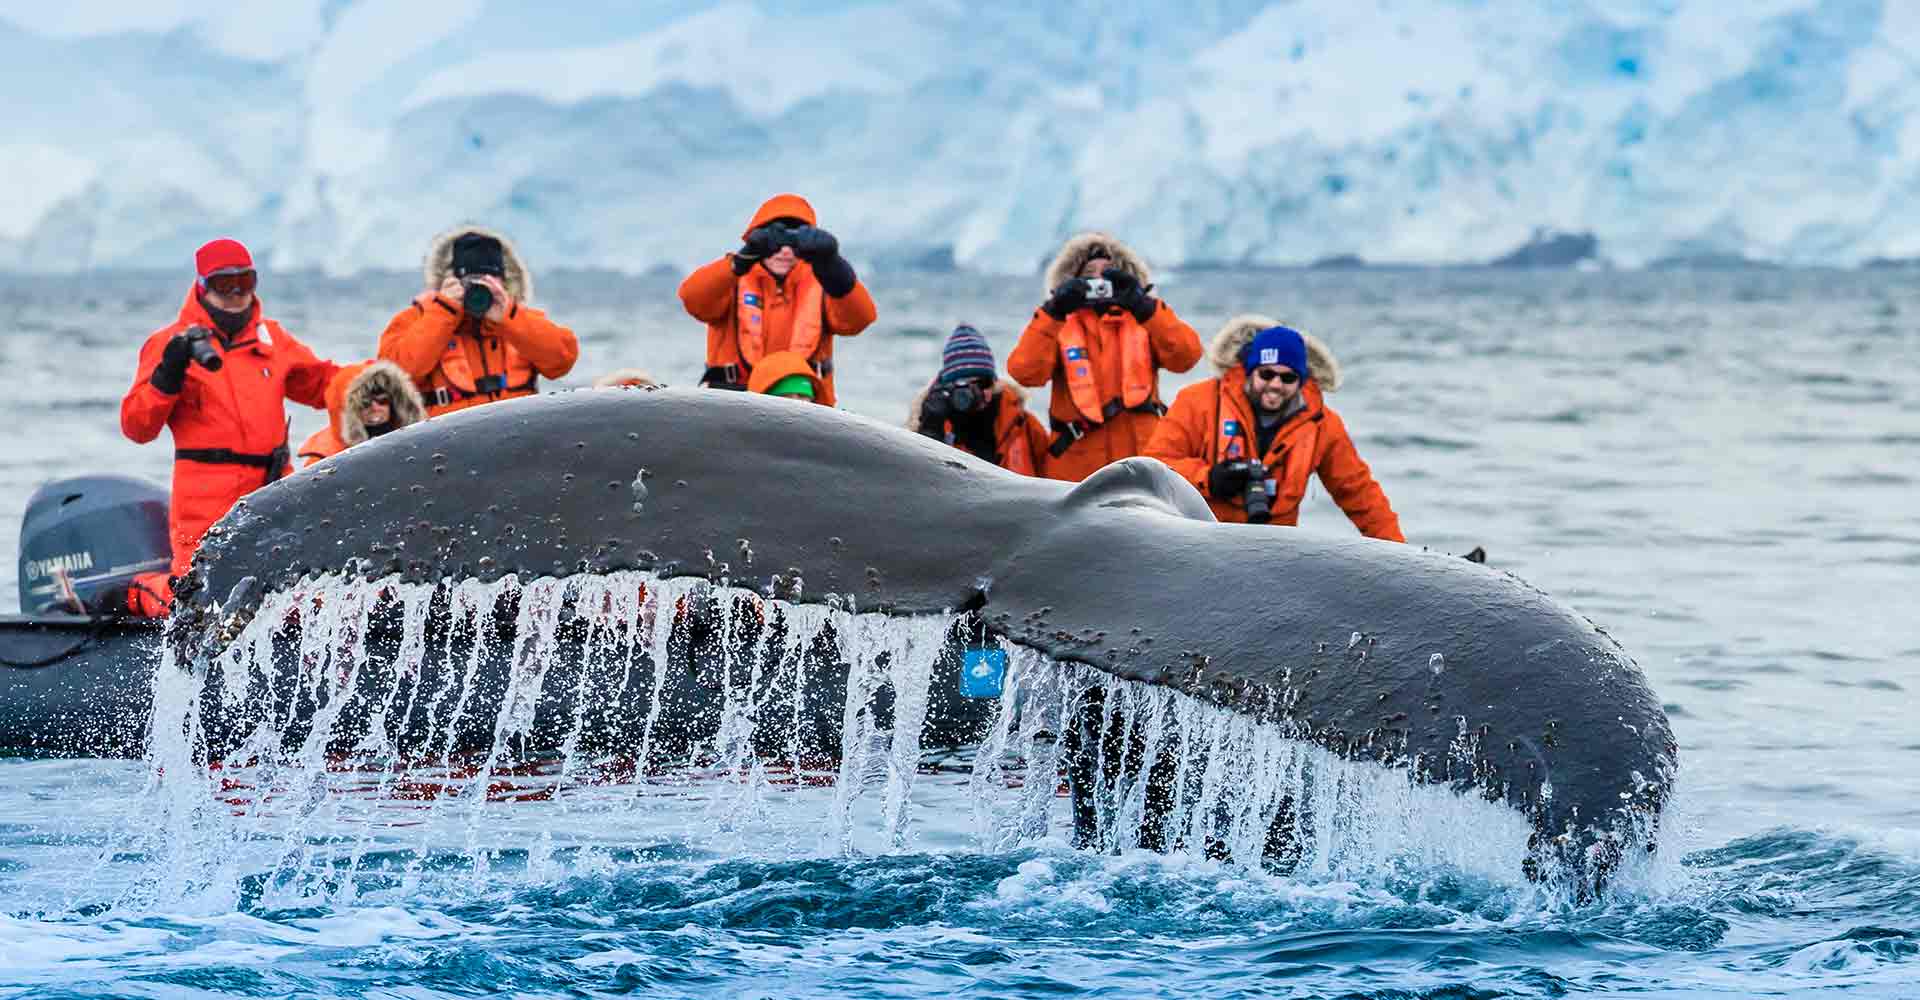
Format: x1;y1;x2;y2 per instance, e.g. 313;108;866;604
378;226;578;418
1006;232;1202;482
907;380;1049;477
120;288;338;593
297;359;429;467
745;349;829;400
679;194;876;407
1008;306;1202;482
1143;317;1402;541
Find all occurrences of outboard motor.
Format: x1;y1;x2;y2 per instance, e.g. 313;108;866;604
17;475;169;616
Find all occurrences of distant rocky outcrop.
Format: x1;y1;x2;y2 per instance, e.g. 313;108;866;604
1489;230;1599;269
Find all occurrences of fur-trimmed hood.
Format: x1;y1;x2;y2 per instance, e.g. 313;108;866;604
338;360;427;446
1042;232;1151;297
593;368;661;389
1206;313;1342;391
423;225;534;303
906;379;1028;432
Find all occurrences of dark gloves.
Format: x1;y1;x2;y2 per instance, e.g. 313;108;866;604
1104;267;1158;323
149;330;200;394
1207;460;1258;500
917;394;949;438
791;225;857;295
732;224;856;294
731;227;780;274
1041;278;1090;320
791;225;838;263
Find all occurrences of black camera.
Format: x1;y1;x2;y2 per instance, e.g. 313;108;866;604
461;279;495;318
183;326;223;372
1223;460;1272;523
925;382;987;421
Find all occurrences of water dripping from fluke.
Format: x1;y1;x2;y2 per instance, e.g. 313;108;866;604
112;570;1630;914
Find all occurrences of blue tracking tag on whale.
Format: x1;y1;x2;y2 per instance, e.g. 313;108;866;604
959;646;1009;698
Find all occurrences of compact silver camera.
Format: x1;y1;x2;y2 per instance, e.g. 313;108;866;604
1082;277;1114;302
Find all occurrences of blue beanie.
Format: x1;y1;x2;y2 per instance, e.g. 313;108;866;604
1242;325;1310;380
938;324;997;384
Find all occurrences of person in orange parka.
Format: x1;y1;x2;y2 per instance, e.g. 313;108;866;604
907;325;1049;477
296;360;428;467
378;226;579;417
746;349;828;401
1144;316;1403;541
119;238;340;615
679;194;876;406
1006;232;1203;483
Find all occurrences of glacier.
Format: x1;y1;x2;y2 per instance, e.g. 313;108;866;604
2;0;1918;274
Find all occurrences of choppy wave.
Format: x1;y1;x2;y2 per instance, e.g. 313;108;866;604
4;798;1917;998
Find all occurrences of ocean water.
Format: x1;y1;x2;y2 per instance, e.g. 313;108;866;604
1;267;1917;997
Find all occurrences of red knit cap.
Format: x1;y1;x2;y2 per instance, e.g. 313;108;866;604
194;238;253;279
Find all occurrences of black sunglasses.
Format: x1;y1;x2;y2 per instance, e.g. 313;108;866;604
1252;367;1301;385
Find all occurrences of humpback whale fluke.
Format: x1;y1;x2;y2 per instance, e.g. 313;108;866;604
171;387;1676;886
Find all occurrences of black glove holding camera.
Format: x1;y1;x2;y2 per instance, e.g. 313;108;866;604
1206;459;1254;500
1103;267;1159;323
1041;278;1091;320
150;326;223;394
1209;460;1273;522
920;381;989;430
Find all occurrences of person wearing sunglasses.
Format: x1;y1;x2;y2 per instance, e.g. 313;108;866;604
680;193;875;406
297;360;428;467
909;325;1049;476
1145;318;1403;541
379;227;580;418
119;238;342;615
1006;232;1203;483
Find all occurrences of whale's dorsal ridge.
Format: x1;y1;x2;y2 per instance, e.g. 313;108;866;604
1063;458;1216;523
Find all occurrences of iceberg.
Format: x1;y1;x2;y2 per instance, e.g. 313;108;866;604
1;0;1914;274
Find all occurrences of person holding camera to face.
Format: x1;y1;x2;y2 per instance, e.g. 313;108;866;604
119;238;341;614
1144;317;1403;541
1006;232;1203;482
679;194;876;406
378;227;579;418
908;325;1049;476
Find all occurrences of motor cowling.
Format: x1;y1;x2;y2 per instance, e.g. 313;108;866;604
17;475;170;616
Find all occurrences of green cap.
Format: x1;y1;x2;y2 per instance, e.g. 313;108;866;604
767;374;816;399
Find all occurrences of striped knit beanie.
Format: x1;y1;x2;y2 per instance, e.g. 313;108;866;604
938;325;997;384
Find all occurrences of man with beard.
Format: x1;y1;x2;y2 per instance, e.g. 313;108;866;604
1145;318;1402;540
119;238;340;614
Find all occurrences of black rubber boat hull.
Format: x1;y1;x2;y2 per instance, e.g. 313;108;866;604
0;615;158;757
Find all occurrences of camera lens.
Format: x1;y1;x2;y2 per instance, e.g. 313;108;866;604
1244;472;1272;523
950;385;981;412
462;280;494;317
186;329;224;372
